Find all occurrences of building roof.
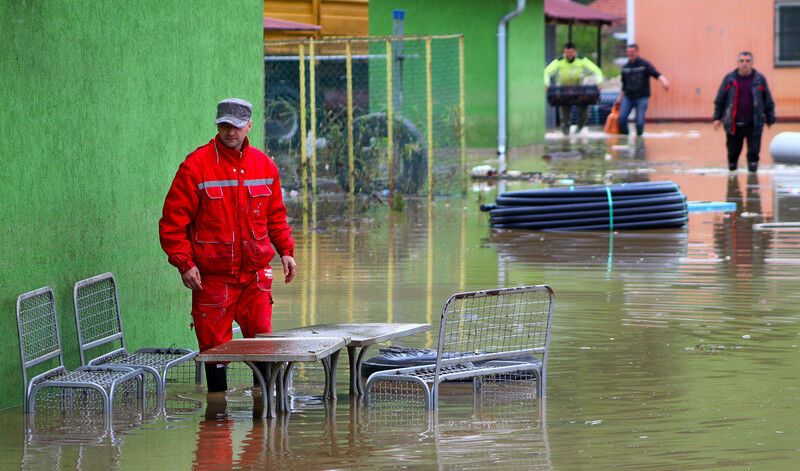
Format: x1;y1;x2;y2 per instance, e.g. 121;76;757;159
589;0;626;24
544;0;619;25
263;17;321;31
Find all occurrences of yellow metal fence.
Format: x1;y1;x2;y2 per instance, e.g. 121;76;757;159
265;35;466;202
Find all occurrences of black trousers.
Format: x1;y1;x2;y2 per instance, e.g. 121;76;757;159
726;123;762;170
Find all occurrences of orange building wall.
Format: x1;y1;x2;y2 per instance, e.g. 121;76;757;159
635;0;800;120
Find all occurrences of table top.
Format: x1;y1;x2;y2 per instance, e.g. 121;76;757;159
195;337;346;363
259;323;431;347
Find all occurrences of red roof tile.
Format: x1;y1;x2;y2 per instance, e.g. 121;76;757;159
589;0;627;22
264;17;321;31
545;0;620;24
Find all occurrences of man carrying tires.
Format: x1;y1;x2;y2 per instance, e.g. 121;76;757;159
544;42;604;136
159;98;298;392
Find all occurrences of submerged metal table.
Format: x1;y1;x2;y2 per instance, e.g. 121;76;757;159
259;323;430;395
195;337;346;418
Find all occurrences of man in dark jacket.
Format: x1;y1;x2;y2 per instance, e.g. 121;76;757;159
616;44;669;136
713;51;776;172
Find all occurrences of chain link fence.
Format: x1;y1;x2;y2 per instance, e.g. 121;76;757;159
265;35;466;200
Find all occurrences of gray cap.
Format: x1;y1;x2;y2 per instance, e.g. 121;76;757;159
215;98;253;128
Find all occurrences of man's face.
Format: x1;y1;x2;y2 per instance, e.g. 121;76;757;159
217;121;252;149
564;47;576;60
626;47;639;62
737;54;753;75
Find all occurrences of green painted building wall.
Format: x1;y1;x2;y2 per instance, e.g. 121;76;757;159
369;0;545;149
0;1;264;409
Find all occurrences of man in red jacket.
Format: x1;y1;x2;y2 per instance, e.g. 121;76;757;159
159;98;297;392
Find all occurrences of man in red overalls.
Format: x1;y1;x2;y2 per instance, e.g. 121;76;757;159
159;98;297;392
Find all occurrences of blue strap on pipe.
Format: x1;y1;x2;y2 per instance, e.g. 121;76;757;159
605;186;614;231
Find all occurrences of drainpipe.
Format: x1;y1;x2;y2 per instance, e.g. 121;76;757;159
497;0;526;173
626;0;635;44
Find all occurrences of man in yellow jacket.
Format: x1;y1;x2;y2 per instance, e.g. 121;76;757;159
544;42;603;135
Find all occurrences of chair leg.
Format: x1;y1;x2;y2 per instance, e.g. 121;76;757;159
98;386;112;414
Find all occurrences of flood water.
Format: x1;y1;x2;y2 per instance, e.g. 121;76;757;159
2;123;800;470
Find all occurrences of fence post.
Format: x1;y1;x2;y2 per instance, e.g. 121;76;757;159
346;41;355;197
299;43;308;214
386;39;394;201
426;36;434;200
309;38;317;197
459;34;467;196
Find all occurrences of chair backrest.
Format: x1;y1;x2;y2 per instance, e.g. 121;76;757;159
17;287;66;387
73;273;126;365
435;285;554;370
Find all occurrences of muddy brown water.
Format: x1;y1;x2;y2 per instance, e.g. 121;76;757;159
3;124;799;470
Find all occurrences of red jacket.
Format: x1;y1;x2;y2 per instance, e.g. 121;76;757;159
159;136;294;281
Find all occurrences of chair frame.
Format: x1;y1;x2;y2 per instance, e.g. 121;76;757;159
17;286;145;414
365;285;554;409
73;273;197;402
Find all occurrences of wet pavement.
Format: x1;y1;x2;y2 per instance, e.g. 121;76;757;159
2;123;800;470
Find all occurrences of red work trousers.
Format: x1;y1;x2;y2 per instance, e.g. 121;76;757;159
191;267;273;352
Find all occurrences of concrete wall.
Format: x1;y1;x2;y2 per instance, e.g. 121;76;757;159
0;1;264;409
369;0;546;148
636;0;800;120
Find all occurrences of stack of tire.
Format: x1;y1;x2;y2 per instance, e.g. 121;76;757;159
480;181;687;231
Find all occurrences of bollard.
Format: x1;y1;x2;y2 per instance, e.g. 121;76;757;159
770;132;800;164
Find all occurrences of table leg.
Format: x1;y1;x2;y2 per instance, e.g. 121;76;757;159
321;350;341;400
354;345;372;395
281;363;294;413
347;345;373;396
245;361;271;418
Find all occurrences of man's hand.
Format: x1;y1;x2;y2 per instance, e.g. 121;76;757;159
281;255;297;284
712;120;721;131
181;266;202;290
659;75;670;91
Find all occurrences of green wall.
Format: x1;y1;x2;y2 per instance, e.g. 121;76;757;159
369;0;545;148
0;1;264;409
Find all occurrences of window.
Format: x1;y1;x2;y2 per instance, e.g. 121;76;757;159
776;1;800;66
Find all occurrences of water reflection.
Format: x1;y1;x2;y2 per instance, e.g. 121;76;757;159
772;171;800;223
182;384;550;470
21;410;141;470
713;174;771;277
489;229;688;272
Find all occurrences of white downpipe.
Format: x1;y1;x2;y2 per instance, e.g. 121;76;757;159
497;0;526;173
626;0;635;44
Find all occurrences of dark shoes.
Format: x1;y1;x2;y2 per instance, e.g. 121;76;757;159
729;162;758;172
205;363;228;392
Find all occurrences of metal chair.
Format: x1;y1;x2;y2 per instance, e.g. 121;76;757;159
365;285;554;410
73;273;197;403
17;287;145;414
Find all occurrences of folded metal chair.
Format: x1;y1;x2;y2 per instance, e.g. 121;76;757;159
17;287;144;414
73;273;197;402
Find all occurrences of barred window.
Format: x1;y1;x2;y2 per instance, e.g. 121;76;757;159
775;1;800;66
